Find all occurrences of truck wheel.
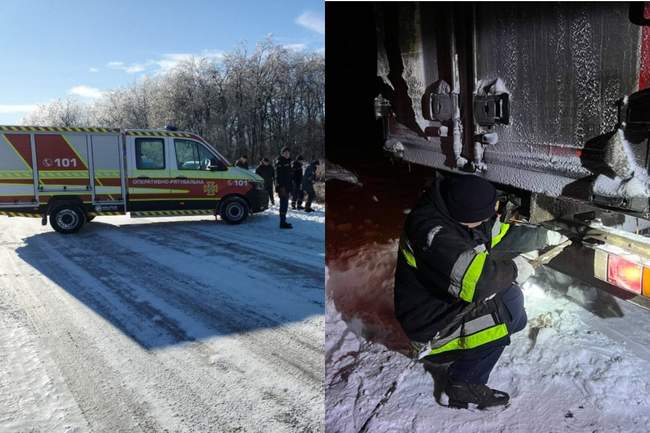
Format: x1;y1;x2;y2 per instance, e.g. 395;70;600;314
220;197;249;224
50;205;85;234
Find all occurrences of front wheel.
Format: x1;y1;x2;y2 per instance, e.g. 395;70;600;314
50;205;85;234
220;197;249;224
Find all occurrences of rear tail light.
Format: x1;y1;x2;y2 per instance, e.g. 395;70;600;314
607;255;642;294
594;248;647;295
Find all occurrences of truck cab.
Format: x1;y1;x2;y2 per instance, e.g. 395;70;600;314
0;126;268;233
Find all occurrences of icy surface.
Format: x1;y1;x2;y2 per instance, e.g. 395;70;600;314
594;129;650;199
326;269;650;433
0;202;324;433
326;162;363;186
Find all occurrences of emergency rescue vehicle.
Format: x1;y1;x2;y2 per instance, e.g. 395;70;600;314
0;125;268;233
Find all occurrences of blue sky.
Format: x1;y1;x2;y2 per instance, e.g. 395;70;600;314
0;0;324;124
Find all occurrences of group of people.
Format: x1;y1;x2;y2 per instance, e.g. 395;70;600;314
234;150;320;229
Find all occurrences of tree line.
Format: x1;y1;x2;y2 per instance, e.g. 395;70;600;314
25;40;324;164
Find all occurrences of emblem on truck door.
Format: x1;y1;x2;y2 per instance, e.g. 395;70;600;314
203;182;218;196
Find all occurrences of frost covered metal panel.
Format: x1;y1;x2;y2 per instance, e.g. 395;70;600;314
475;4;639;149
377;3;650;214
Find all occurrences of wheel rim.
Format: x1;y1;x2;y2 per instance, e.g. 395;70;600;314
226;203;244;220
56;209;79;230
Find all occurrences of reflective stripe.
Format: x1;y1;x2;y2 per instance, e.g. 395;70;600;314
401;248;417;269
464;313;497;334
126;130;193;138
491;222;511;248
131;209;214;217
448;249;477;297
400;236;418;268
416;313;501;359
0;126;119;133
39;170;89;178
0;211;41;217
449;244;488;301
460;251;488;302
422;323;508;357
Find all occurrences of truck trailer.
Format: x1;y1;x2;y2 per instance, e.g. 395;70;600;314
0;125;268;233
373;3;650;303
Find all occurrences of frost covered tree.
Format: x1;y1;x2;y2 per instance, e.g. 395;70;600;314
22;40;325;162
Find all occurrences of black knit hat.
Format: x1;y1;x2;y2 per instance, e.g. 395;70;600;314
441;175;497;223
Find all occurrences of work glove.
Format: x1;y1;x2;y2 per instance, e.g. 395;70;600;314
546;230;569;247
513;255;535;285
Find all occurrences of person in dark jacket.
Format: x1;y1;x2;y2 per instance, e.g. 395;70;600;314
394;175;566;409
255;158;275;205
275;147;293;229
235;156;249;169
291;156;304;209
301;160;320;212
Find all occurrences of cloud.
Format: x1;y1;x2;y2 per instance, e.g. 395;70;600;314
0;104;38;114
89;67;99;73
296;11;324;34
69;85;104;99
107;50;224;75
107;61;146;74
283;43;307;52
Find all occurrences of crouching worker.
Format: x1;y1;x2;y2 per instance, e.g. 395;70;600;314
394;175;565;409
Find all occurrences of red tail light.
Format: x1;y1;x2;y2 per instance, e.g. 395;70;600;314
607;255;643;294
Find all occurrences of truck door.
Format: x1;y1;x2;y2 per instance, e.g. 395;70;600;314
125;135;172;210
0;132;36;204
35;133;91;201
90;134;124;203
169;138;224;209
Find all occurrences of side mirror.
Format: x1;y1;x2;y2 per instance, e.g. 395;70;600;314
209;158;228;171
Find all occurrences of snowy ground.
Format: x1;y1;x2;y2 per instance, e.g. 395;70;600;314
326;267;650;433
0;202;324;433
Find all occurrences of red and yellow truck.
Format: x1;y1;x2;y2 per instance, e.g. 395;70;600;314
0;125;268;233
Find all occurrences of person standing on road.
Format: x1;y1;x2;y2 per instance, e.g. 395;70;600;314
275;147;293;229
235;156;249;169
301;160;320;213
291;155;305;209
394;175;566;409
255;158;275;205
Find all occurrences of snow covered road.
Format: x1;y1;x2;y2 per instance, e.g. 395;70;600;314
0;205;324;433
326;267;650;433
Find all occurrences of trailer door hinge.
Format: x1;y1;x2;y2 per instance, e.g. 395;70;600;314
474;93;510;127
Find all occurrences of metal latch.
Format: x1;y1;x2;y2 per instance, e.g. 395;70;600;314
374;94;391;119
474;93;510;127
424;79;452;122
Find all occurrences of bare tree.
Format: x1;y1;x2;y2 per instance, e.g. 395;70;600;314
22;40;325;162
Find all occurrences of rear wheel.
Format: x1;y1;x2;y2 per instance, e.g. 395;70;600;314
220;197;249;224
50;205;85;234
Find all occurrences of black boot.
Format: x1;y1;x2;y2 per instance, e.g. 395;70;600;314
280;221;293;229
304;207;315;213
446;382;509;409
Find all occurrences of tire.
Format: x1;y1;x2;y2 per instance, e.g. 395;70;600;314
50;205;85;234
220;197;249;224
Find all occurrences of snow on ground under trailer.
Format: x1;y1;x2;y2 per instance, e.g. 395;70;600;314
0;203;324;433
326;267;650;433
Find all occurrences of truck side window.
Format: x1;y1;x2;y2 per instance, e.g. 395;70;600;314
135;138;165;170
175;139;213;170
